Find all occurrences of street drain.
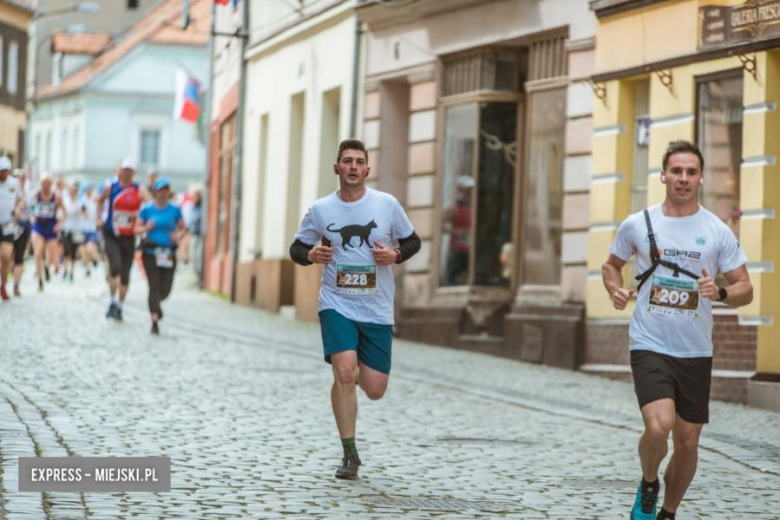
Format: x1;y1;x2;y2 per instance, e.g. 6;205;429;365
367;497;517;513
560;478;635;489
437;436;534;446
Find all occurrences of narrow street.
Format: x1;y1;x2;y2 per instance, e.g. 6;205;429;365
1;266;778;519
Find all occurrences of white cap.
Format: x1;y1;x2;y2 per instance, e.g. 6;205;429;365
0;157;11;171
120;157;137;171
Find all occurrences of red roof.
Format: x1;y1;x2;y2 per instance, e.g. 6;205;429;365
36;0;210;100
52;32;112;55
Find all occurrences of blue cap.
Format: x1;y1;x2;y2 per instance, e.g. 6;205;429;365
153;178;171;191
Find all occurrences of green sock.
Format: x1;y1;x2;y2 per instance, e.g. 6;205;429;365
341;437;358;457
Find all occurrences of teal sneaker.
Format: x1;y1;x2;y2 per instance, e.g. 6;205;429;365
630;483;659;519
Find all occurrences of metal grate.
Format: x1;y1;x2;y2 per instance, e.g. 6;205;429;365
437;436;534;446
367;497;518;513
560;478;636;489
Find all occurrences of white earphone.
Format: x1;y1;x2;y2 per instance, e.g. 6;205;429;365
661;175;666;183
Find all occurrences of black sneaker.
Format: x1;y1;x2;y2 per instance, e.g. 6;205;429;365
115;307;123;321
44;266;50;281
106;303;116;319
38;278;44;292
69;272;74;282
151;322;159;335
335;454;360;480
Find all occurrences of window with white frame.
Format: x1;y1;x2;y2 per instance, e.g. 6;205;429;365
8;41;18;94
0;37;4;88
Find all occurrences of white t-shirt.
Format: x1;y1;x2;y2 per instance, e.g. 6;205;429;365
0;176;21;225
294;188;415;325
611;204;747;358
61;192;83;233
82;196;98;233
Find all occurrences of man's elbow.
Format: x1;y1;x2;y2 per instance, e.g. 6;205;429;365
745;283;754;305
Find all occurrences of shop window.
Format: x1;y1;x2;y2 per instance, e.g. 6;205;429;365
438;46;525;289
632;80;650;213
439;102;518;288
697;72;742;237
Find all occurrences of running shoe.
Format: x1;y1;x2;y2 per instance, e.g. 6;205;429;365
106;303;117;319
630;483;659;520
335;454;360;480
0;286;9;301
115;307;123;321
38;278;44;291
13;284;20;297
44;266;50;281
151;322;159;335
69;271;74;282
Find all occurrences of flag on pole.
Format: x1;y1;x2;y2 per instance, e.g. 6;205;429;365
215;0;241;9
174;69;202;123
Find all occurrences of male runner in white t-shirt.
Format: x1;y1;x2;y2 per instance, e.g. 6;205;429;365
290;139;421;480
602;140;753;520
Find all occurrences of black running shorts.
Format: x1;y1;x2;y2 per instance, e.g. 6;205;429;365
630;349;713;424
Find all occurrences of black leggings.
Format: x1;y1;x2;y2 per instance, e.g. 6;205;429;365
103;231;135;286
141;253;176;318
14;225;31;266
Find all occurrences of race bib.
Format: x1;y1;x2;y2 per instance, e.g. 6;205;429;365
154;247;174;269
37;203;55;219
72;231;85;244
648;274;699;318
113;212;134;230
336;264;377;295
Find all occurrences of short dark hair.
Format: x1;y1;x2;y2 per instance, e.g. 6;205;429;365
662;140;705;172
337;139;369;163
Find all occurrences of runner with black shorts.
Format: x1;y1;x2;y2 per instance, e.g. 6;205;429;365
97;158;150;320
602;140;754;520
290;139;421;480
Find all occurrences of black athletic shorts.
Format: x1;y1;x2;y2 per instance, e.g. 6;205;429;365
630;349;713;424
103;230;135;286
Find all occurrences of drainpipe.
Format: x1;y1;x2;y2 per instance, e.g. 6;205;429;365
229;0;250;303
349;16;364;137
200;0;216;289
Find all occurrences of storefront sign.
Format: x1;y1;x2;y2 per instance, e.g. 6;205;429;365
698;0;780;49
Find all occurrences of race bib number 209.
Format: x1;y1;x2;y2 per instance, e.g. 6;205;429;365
648;274;699;318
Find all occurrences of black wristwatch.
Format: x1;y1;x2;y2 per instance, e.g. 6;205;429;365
717;286;728;302
394;248;402;264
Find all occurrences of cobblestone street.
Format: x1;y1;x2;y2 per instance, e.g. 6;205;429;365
1;264;779;519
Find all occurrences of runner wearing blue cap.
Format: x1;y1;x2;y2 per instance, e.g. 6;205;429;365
135;177;187;335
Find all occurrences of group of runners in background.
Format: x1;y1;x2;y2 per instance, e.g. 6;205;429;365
0;156;203;334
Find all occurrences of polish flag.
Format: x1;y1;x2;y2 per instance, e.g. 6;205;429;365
215;0;241;9
174;69;201;123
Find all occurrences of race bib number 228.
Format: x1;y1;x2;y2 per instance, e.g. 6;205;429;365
336;264;377;295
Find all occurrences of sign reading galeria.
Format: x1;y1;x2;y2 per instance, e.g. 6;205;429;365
698;0;780;49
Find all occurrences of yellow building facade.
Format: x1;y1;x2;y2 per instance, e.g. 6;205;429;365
586;0;780;411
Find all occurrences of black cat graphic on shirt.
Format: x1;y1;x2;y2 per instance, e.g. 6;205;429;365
327;220;378;249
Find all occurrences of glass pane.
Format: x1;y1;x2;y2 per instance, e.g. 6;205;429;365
697;75;742;238
522;88;566;285
439;104;478;287
140;130;160;166
481;53;495;91
474;102;517;286
495;52;517;91
8;41;18;94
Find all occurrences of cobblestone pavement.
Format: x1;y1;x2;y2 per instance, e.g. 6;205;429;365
0;262;779;519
